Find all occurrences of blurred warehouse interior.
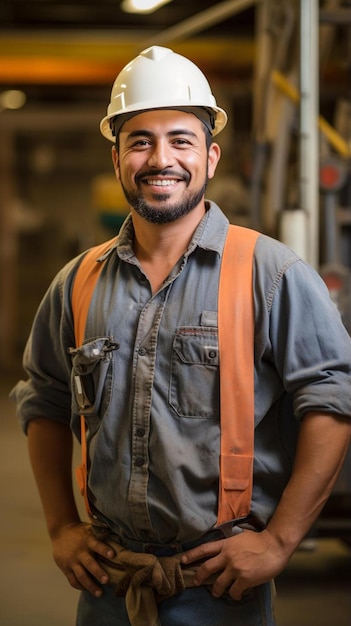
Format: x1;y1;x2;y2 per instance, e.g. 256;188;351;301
0;3;350;623
1;0;351;527
0;0;351;532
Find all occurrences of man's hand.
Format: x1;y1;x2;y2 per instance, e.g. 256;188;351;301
181;529;288;600
51;522;116;597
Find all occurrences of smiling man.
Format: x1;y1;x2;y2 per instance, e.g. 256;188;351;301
114;109;218;225
12;46;351;626
111;108;221;294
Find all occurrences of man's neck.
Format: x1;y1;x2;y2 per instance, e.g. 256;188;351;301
131;203;206;263
131;203;206;293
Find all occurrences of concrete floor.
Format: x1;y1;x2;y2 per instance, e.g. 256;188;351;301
1;375;350;626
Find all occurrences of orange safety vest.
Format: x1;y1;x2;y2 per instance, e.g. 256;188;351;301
71;224;259;526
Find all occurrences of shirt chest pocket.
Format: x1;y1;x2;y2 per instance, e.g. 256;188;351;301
170;327;219;419
69;337;118;421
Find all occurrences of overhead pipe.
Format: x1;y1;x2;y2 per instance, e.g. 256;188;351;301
143;0;261;45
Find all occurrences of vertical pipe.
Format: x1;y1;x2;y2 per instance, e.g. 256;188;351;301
300;0;319;268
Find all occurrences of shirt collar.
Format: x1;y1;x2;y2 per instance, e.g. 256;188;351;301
114;200;229;261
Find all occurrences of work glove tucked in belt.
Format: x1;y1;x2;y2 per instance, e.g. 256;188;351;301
98;540;215;626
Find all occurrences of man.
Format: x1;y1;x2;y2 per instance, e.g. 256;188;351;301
12;46;351;626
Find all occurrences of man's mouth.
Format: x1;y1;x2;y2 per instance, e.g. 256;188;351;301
145;178;178;187
137;170;189;188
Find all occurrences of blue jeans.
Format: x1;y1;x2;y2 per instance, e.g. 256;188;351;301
76;581;276;625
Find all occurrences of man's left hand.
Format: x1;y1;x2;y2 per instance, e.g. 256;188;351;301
181;529;288;600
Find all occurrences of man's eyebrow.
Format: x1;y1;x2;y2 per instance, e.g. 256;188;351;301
167;129;197;138
125;128;198;140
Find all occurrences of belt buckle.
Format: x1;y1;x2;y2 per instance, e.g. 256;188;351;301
144;542;181;556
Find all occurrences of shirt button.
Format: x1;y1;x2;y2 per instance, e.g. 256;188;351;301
138;347;146;356
136;428;145;437
135;457;144;467
209;350;217;359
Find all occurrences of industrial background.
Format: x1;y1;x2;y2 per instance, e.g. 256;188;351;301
0;1;350;625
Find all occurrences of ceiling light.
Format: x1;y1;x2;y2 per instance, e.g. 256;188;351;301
0;90;26;111
121;0;173;14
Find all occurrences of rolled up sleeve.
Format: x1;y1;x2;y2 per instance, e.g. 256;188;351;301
269;258;351;420
11;258;79;434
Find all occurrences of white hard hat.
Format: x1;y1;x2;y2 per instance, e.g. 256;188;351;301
100;45;228;142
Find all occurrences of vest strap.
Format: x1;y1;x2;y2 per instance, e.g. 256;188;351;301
72;236;118;517
71;225;259;525
217;225;258;524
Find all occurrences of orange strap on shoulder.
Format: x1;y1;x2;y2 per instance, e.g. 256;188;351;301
71;226;258;525
72;237;117;517
72;237;117;349
217;224;258;524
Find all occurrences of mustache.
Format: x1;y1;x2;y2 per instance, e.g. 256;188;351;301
135;168;190;184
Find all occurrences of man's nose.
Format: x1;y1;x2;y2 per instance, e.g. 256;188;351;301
147;141;174;169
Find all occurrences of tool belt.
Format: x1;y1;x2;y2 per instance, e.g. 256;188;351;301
95;536;218;626
92;519;262;626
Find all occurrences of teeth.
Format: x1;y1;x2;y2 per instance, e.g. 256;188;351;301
147;179;177;186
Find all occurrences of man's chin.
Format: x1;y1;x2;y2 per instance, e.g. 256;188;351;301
149;193;173;203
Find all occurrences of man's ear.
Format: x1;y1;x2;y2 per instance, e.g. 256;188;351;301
207;142;221;180
112;145;120;180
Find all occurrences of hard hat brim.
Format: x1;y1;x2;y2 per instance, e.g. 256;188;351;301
100;105;227;142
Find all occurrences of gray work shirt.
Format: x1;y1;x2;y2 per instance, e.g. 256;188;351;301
12;202;351;544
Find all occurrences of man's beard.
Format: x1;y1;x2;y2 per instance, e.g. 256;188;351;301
120;170;208;224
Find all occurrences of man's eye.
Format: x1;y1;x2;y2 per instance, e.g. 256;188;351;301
132;140;150;147
173;139;190;146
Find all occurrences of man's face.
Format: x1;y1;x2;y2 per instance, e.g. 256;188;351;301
112;109;220;224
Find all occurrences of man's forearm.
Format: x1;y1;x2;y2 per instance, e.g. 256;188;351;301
27;418;81;538
267;411;351;557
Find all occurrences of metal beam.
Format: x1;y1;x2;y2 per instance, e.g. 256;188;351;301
299;0;319;268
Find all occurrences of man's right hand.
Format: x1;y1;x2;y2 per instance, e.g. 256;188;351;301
51;522;116;597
